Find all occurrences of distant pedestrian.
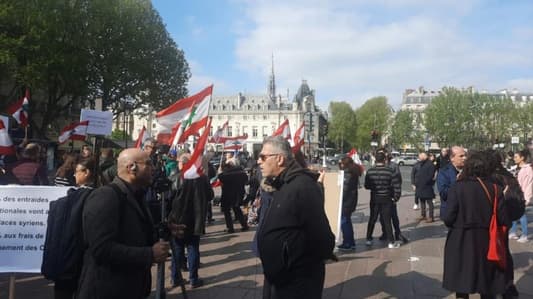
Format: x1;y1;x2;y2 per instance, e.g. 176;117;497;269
411;158;422;210
364;152;402;248
337;156;361;251
415;152;436;223
437;146;466;220
256;136;334;299
80;145;92;159
218;160;249;233
508;149;532;243
436;147;450;170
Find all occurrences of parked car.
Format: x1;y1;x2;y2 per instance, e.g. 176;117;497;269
326;153;346;165
394;155;418;166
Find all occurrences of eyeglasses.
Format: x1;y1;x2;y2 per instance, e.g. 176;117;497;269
258;153;280;161
75;168;87;173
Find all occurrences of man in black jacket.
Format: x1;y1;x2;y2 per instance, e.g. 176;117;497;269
77;148;170;299
364;152;402;248
257;136;334;299
218;160;249;233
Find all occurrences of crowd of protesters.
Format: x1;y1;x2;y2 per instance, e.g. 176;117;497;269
1;136;532;299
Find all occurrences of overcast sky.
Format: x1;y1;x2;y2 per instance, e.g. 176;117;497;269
152;0;533;111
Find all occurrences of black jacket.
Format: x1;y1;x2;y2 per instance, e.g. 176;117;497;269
257;160;335;286
415;160;436;199
168;175;210;237
218;165;247;208
364;164;401;203
77;178;155;299
342;171;359;215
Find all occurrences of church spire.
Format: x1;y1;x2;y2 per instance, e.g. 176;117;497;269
268;53;276;101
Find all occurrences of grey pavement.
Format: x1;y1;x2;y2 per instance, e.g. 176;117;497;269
1;184;532;299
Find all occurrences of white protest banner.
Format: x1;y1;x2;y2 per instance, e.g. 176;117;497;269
80;109;113;136
0;186;69;273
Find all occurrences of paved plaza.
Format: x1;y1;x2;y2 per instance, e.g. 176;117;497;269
1;185;532;299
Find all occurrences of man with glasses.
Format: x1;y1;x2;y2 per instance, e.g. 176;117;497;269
256;136;334;299
78;148;170;299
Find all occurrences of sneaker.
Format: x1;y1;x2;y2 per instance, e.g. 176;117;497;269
365;240;373;246
388;242;400;249
509;232;519;240
337;244;356;251
413;204;419;210
517;236;528;243
399;234;409;244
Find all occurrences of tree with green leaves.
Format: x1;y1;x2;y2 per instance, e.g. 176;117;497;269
0;0;190;139
328;101;357;152
354;96;392;151
389;110;419;151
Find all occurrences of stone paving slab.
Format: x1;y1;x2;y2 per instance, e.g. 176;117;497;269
1;188;532;299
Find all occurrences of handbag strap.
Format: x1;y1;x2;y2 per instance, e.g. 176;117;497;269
476;177;492;205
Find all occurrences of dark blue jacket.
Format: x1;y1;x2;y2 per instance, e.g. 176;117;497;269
437;164;459;219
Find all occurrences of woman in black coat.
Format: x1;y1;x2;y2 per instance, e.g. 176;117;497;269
442;151;518;299
415;153;436;222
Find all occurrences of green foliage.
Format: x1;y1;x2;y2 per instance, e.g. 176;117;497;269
354;96;392;151
0;0;190;139
328;101;357;152
111;129;130;141
390;110;419;150
424;87;524;149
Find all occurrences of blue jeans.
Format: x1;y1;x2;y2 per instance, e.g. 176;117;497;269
510;213;528;237
171;235;200;284
340;213;355;246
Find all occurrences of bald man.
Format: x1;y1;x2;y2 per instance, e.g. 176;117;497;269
437;146;466;220
77;149;170;299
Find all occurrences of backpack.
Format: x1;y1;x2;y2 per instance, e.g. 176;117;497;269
41;183;123;281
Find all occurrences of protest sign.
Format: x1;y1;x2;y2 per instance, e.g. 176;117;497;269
323;171;343;243
80;109;113;136
0;186;69;273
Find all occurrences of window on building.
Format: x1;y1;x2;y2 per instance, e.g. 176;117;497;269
262;126;268;137
252;126;258;137
242;126;248;135
218;115;223;120
253;115;256;120
243;115;248;120
263;115;267;120
152;123;156;129
209;126;213;136
212;105;216;110
227;126;232;137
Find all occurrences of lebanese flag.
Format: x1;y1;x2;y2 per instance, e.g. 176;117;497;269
209;120;229;143
222;134;248;151
292;122;305;152
58;121;89;144
134;126;147;148
169;121;182;147
0;119;15;155
181;118;212;179
177;93;210;144
272;119;291;140
156;85;213;128
7;89;30;127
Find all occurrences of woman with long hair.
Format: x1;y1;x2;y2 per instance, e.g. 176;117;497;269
54;153;78;186
337;156;361;251
442;151;518;298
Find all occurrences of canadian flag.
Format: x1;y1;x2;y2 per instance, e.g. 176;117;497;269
58;121;89;144
7;89;30;127
134;126;148;148
181;117;212;179
292;122;305;152
0;119;15;155
272;119;291;140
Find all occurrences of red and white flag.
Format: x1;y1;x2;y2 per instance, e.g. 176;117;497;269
0;119;15;155
134;126;147;148
58;121;89;144
272;119;291;140
181;117;212;179
209;120;229;143
176;94;210;144
7;89;30;127
220;134;248;151
156;85;213;128
292;122;305;152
